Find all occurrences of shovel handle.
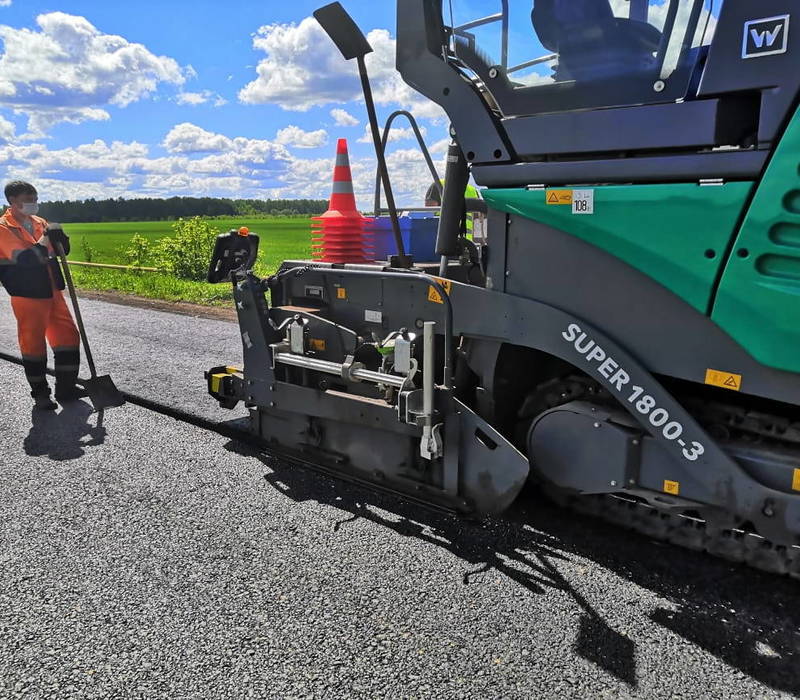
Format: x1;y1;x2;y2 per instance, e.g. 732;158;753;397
55;241;98;379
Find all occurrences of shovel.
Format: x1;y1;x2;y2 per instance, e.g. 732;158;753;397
53;237;126;410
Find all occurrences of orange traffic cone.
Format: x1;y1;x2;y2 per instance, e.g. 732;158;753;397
312;139;374;263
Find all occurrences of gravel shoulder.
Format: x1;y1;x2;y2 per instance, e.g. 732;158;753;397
1;359;799;699
71;289;238;322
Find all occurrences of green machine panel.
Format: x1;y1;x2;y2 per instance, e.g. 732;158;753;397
712;110;800;374
484;183;752;313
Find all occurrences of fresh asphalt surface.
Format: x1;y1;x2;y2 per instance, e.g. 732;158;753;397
0;292;247;424
1;292;799;698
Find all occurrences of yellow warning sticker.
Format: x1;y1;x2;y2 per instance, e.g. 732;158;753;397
336;287;347;300
309;338;326;352
704;369;742;392
428;277;452;304
663;480;680;496
793;469;800;492
546;189;573;205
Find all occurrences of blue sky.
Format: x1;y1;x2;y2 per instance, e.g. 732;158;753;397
0;0;450;206
0;0;717;205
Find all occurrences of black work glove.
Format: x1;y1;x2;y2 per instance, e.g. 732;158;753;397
46;223;70;256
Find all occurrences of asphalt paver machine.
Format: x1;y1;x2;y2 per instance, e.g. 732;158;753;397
208;0;800;575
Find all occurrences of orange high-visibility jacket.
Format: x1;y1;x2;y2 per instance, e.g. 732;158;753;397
0;210;66;298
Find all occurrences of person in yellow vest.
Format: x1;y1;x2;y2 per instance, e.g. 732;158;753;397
424;180;481;209
0;181;81;410
424;179;481;234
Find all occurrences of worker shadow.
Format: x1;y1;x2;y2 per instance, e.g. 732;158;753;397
224;440;638;687
24;401;107;461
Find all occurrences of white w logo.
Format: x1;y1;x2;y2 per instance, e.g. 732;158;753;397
750;24;783;48
743;15;790;58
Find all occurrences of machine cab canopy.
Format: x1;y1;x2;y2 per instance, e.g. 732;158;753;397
448;0;719;114
397;0;800;184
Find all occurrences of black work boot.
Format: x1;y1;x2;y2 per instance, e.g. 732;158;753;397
23;356;56;410
54;347;83;403
54;385;87;403
32;389;57;411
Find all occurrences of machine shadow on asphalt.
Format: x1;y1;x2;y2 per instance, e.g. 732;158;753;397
221;438;800;694
24;401;107;461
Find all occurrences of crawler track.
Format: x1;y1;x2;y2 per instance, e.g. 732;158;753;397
558;490;800;579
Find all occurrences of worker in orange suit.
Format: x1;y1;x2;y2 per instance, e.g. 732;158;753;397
0;181;81;410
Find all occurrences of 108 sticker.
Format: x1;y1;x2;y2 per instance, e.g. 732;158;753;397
562;323;705;462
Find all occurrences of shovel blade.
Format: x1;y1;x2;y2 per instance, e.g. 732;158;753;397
83;375;126;410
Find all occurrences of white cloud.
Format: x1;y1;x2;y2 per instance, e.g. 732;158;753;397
275;124;328;149
238;18;445;122
1;139;155;192
331;108;359;127
428;138;450;155
239;17;346;110
0;131;280;200
1;120;447;208
0;113;14;141
161;123;291;181
378;147;443;204
177;91;207;106
357;123;425;145
0;1;11;7
162;122;234;153
20;107;110;140
0;12;186;135
176;92;205;106
176;90;228;107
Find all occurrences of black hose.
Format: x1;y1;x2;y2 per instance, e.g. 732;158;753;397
436;140;470;276
373;110;442;217
357;55;407;262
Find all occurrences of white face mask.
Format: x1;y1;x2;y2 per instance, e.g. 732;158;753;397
20;202;39;216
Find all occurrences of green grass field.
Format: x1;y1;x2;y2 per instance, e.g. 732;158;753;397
65;217;312;268
64;217;314;307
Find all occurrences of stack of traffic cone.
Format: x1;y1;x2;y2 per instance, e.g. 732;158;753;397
312;138;374;263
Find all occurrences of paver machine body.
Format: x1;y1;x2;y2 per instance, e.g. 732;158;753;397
208;0;800;574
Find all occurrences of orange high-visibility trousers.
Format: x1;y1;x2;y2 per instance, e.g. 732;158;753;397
10;291;80;396
10;291;79;359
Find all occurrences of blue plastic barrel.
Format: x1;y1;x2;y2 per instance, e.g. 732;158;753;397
371;214;439;261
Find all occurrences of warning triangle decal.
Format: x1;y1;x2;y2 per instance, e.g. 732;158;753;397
724;376;738;388
547;192;559;203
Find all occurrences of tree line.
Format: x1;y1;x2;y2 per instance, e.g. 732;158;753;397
37;197;329;223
